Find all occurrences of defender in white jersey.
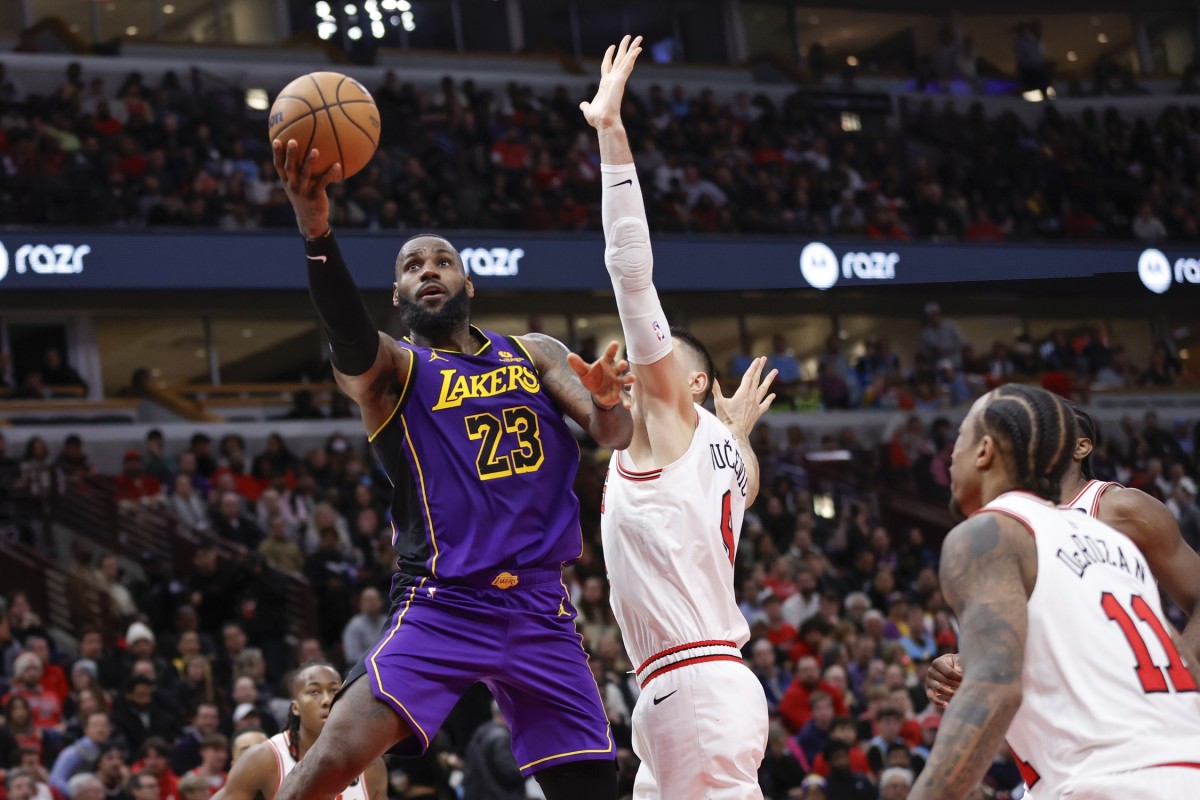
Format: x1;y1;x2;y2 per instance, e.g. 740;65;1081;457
215;664;386;800
928;407;1200;706
911;386;1200;800
581;35;776;798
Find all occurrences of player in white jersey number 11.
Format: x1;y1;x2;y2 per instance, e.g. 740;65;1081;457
909;385;1200;800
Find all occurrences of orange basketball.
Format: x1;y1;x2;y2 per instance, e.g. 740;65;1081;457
268;71;380;180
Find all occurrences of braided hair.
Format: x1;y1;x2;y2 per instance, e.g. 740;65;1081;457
1071;405;1098;480
284;660;338;763
978;385;1077;502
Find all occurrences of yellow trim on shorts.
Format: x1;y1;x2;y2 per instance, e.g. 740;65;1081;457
367;347;415;443
519;589;614;772
401;414;440;577
368;577;430;750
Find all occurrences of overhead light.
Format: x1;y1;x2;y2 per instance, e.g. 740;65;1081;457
397;0;411;10
317;20;337;39
194;348;206;359
245;88;269;111
163;3;175;13
125;25;138;36
577;318;590;328
402;18;415;31
390;14;400;25
344;4;357;15
314;1;331;16
381;0;397;9
371;20;385;37
1067;51;1078;62
846;55;858;67
1022;89;1045;102
1097;33;1108;43
241;328;254;338
348;25;363;39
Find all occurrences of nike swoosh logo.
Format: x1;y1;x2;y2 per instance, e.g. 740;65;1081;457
306;255;327;263
652;690;677;705
607;179;633;188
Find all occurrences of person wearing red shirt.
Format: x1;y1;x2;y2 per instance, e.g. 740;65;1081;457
24;638;68;705
761;594;798;651
114;451;164;506
185;735;227;796
132;738;180;800
779;656;849;733
2;654;62;730
811;716;872;778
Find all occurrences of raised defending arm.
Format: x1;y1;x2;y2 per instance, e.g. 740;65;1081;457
712;358;777;506
211;743;277;800
910;512;1034;800
582;36;696;455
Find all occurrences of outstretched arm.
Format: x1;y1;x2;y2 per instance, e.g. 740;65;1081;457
1103;487;1200;664
583;36;695;460
519;334;633;451
272;138;410;435
910;512;1034;800
712;357;776;506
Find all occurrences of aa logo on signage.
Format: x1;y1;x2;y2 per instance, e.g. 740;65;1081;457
1139;248;1200;293
799;242;839;290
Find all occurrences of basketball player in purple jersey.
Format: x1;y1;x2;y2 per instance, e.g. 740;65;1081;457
268;137;634;800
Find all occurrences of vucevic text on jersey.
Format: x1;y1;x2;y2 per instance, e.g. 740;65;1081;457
709;438;748;498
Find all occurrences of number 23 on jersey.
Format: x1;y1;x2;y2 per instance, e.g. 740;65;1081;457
464;405;545;480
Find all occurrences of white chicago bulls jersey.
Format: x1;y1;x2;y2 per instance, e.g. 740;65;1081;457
265;732;371;800
1063;478;1122;517
601;405;750;670
982;492;1200;798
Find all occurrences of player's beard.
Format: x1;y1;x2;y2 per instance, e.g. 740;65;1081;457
398;286;471;340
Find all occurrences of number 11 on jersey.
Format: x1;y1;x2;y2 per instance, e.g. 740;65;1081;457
1101;592;1198;694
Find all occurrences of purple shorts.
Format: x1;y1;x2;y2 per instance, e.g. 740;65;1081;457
344;568;614;775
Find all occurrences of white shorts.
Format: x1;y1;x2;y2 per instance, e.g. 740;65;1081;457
631;658;768;800
1059;765;1200;799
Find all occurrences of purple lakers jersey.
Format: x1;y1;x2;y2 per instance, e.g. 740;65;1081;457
371;327;583;583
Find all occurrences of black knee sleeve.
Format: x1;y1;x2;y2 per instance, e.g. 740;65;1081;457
534;759;617;800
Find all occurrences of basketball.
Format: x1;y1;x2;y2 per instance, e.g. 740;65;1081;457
268;71;380;180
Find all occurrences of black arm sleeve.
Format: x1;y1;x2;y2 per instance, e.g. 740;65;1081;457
305;231;380;377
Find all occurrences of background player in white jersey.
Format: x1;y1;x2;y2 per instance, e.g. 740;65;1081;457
911;384;1200;800
926;406;1200;706
580;35;777;799
214;664;386;800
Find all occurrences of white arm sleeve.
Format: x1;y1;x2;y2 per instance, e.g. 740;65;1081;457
601;162;672;365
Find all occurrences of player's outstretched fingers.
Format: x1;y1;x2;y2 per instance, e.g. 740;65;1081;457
565;352;589;378
299;148;319;192
601;340;622;363
315;162;342;194
272;139;287;179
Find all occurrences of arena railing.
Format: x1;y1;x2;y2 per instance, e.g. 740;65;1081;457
0;538;116;647
53;477;317;643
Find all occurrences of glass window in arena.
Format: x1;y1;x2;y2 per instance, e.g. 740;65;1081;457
675;0;727;64
577;2;627;59
93;316;210;396
837;314;923;373
208;319;325;384
739;3;796;65
957;14;1133;79
742;314;835;378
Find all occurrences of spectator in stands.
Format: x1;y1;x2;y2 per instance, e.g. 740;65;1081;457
340;587;384;667
127;772;159;800
112;678;179;753
5;695;60;765
23;637;67;705
281;391;324;420
919;303;966;370
1141;341;1182;387
183;734;226;795
16;437;56;503
5;653;63;731
176;775;208;800
461;702;523;800
228;678;276;736
1132;202;1168;242
40;348;88;396
879;766;914;800
142;431;173;487
95;556;138;621
67;774;105;800
821;740;875;800
167;704;218;776
130;738;179;800
115;451;165;508
49;710;111;794
256;515;303;573
94;743;130;800
6;769;37;800
797;692;836;765
186;436;217;481
169;475;210;532
54;435;95;490
210;491;264;550
780;656;848;733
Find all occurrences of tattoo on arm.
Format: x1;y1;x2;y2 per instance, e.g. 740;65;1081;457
520;333;593;420
910;513;1030;800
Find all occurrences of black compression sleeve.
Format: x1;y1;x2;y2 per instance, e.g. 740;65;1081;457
305;231;380;377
